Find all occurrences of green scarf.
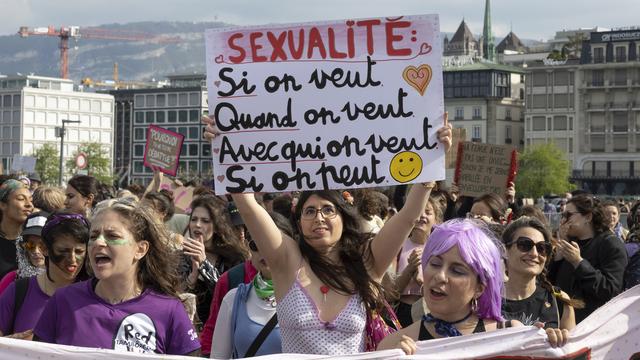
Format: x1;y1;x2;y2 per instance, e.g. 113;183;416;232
252;272;274;300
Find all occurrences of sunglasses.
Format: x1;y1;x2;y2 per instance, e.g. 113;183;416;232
247;239;258;252
509;237;551;257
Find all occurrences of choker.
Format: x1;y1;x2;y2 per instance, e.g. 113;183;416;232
422;311;473;337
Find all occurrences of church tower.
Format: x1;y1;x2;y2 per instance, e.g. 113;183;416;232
482;0;495;61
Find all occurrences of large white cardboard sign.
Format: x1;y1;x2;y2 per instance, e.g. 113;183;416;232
205;15;445;194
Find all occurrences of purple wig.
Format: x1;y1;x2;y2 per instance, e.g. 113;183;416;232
421;218;505;321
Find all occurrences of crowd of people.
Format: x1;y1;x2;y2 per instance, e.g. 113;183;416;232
0;114;637;358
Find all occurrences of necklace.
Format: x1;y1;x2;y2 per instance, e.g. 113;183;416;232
253;273;276;308
422;311;473;337
320;285;330;303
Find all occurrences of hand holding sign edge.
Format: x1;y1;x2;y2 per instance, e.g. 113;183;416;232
436;112;452;153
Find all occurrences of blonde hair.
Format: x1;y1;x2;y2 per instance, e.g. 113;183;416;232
32;186;65;213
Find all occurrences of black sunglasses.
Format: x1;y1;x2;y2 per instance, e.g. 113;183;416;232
247;239;258;252
510;236;551;257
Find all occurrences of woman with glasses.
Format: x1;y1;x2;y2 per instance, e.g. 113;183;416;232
183;195;250;331
0;211;89;339
203;113;453;355
502;217;582;330
211;212;293;358
378;219;569;355
549;195;627;323
33;199;201;355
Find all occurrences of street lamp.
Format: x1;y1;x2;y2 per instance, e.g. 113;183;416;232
56;119;81;186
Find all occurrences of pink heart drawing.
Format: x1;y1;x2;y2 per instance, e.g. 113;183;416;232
215;55;224;64
217;175;225;182
402;64;433;96
213;148;220;154
214;81;221;87
419;43;432;55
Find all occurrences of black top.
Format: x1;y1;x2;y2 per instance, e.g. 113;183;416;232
548;231;628;323
0;236;17;279
419;319;486;341
502;286;559;328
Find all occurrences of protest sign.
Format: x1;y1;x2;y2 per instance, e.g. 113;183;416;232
446;127;466;169
205;15;445;194
454;141;517;197
144;175;194;214
2;285;639;359
11;154;36;173
143;125;184;177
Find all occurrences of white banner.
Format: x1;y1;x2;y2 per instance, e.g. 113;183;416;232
205;15;445;194
2;285;639;359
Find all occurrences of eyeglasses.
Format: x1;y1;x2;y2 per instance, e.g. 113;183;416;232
301;205;338;220
560;211;579;221
247;239;258;252
21;241;45;252
509;236;551;257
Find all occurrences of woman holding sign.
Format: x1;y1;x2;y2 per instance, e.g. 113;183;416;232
203;114;452;355
377;219;570;355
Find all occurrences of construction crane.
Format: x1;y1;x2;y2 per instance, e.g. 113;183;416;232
17;26;180;79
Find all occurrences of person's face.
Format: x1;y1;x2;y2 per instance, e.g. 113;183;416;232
560;203;591;238
30;181;40;191
22;235;46;268
422;245;485;320
89;210;148;281
299;195;343;253
189;207;214;244
469;201;496;223
247;237;272;279
412;202;437;239
47;234;87;281
64;186;91;214
0;188;33;223
505;227;548;278
603;205;620;231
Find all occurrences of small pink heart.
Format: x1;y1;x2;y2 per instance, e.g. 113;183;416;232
213;148;220;154
345;20;355;26
215;55;224;64
214;80;221;87
419;42;432;55
217;175;225;182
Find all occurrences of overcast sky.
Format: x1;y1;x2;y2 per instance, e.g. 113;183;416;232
1;0;639;41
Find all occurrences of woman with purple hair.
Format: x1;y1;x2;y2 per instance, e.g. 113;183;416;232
378;219;570;355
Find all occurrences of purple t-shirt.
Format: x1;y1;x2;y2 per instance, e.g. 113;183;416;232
34;279;200;355
0;276;49;334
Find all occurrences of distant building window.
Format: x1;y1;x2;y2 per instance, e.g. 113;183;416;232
189;93;200;106
473;107;481;119
156;94;166;107
145;95;155;107
179;110;188;122
156;111;165;123
455;107;464;120
135;95;145;107
553;116;568;130
613;112;628;132
179;93;188;106
592;70;604;86
168;94;177;106
590;115;605;132
506;109;512;120
134;128;145;140
472;126;481;140
593;47;605;63
533;73;546;87
532;116;546;131
505;125;512;140
615;46;627;62
613;135;628;152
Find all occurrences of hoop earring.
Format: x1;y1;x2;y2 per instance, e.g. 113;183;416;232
471;297;478;313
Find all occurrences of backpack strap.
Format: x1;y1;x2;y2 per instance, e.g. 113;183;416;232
9;277;31;335
227;263;246;290
244;313;278;358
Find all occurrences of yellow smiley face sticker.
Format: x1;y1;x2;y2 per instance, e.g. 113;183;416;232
389;151;423;183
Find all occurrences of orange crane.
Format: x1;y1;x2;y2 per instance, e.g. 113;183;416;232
17;25;180;79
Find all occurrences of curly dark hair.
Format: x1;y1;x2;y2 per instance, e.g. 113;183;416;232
143;189;175;222
503;216;584;309
92;199;183;298
294;190;387;314
188;195;250;266
567;195;608;234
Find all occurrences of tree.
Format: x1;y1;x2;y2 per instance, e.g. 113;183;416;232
516;143;575;199
32;143;60;185
66;142;113;184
